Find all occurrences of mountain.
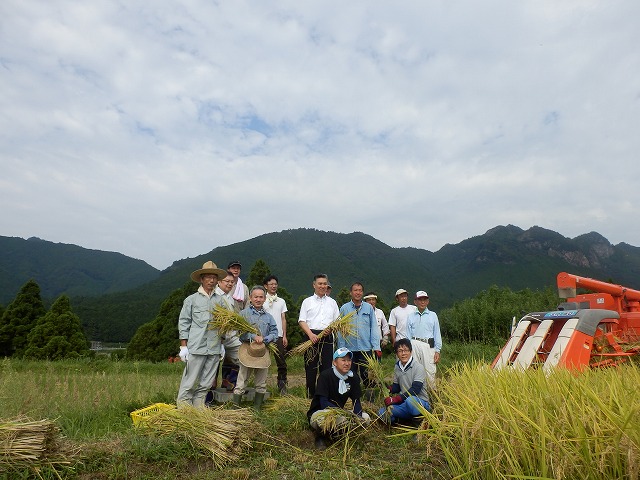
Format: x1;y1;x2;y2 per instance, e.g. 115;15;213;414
4;226;640;343
0;235;160;304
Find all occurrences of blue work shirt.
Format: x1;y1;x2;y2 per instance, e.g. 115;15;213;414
406;308;442;352
337;301;381;352
238;305;278;344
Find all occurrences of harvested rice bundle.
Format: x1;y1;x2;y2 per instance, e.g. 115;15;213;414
288;311;356;357
313;408;367;436
137;405;258;469
0;416;73;469
361;352;391;402
210;305;278;355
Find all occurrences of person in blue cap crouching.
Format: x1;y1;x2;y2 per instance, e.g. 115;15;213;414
307;347;371;449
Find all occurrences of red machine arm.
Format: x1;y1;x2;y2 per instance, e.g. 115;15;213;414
557;272;640;302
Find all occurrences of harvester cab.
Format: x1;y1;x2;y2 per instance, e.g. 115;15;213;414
491;272;640;371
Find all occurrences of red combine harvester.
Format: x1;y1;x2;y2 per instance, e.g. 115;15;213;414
492;272;640;371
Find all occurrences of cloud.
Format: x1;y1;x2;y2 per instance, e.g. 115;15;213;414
1;1;640;269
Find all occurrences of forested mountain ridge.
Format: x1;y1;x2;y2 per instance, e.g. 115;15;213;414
0;235;160;304
3;226;640;342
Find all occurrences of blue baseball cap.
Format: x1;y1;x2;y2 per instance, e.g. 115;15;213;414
333;347;353;360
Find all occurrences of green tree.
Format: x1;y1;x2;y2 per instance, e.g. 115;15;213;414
246;259;271;289
0;279;46;357
24;295;89;359
440;285;559;343
336;287;351;307
126;281;197;362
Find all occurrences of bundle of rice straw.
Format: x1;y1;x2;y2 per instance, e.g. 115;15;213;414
0;416;72;470
288;311;356;357
313;408;367;436
137;405;257;469
210;305;278;355
362;352;391;403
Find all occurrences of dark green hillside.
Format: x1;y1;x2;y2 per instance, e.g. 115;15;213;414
6;226;640;343
0;236;160;304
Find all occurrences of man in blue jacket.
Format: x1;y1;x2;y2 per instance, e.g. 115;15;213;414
337;282;380;389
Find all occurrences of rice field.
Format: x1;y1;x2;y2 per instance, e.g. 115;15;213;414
0;345;638;479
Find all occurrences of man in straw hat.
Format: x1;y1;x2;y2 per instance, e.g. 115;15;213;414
232;286;278;410
177;260;228;407
307;347;371;450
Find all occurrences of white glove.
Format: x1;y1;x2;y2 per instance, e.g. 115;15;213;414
178;346;189;362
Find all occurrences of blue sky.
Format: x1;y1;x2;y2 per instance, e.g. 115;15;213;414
1;1;639;269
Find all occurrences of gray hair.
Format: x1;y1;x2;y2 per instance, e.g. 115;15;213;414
250;285;267;295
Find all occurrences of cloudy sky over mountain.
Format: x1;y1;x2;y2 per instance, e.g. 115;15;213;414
2;1;639;269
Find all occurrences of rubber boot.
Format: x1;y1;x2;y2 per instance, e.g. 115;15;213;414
314;430;328;450
253;392;265;410
232;394;242;408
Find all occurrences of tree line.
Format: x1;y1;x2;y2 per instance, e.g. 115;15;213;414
0;280;89;359
0;260;561;361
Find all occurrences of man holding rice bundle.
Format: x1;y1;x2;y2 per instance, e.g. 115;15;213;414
177;261;228;407
298;274;340;397
307;347;371;449
336;283;380;389
232;285;278;410
378;338;432;425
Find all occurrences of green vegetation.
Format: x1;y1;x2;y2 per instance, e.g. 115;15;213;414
24;295;90;360
1;346;638;479
0;235;159;305
424;362;640;479
440;285;560;342
7;226;640;343
0;280;46;357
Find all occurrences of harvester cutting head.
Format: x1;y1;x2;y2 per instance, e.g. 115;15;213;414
491;272;640;371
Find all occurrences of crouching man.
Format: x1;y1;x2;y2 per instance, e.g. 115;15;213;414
307;347;371;450
378;338;432;425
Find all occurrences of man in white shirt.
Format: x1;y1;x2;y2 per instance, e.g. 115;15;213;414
263;274;289;394
298;273;340;397
388;289;417;345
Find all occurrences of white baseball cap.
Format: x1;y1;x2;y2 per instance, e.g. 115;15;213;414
415;290;429;299
395;288;408;297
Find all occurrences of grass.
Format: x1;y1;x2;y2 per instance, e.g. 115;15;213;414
1;342;637;479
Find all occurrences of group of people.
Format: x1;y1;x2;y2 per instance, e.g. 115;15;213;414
176;261;443;448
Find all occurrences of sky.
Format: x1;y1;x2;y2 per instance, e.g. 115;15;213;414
2;1;639;270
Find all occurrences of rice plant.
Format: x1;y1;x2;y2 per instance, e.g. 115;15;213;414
421;362;640;479
288;311;356;357
210;305;278;355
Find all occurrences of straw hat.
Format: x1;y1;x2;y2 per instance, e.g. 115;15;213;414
238;342;272;368
190;261;227;283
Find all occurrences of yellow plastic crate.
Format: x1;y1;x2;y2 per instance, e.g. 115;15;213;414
130;403;175;426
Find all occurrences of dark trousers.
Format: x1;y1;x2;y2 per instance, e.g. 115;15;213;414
304;330;334;397
351;350;376;389
275;337;288;387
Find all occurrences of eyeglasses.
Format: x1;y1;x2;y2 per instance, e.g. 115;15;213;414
396;348;411;353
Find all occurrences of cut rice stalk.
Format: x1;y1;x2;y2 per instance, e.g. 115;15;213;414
210;305;278;355
137;405;258;469
288;311;356;357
